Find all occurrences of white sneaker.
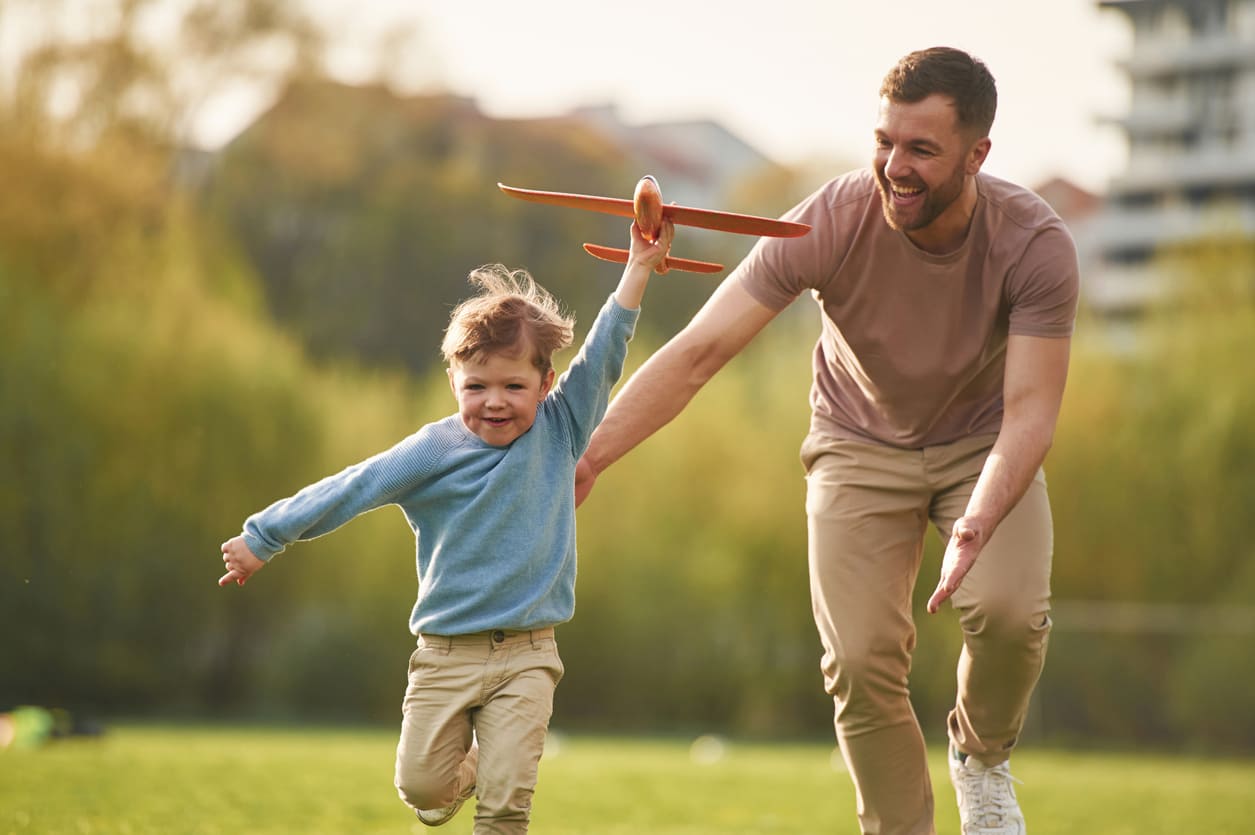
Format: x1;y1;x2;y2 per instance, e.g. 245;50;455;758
948;745;1026;834
417;743;478;827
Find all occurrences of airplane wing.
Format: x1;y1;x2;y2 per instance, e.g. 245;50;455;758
499;184;636;219
661;204;810;238
582;244;724;274
498;183;810;238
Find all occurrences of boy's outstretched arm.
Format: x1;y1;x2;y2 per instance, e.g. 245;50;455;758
219;535;265;587
613;219;674;310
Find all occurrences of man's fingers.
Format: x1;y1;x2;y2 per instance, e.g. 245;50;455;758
927;571;962;614
928;552;976;614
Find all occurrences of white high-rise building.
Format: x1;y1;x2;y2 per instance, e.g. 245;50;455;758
1089;0;1255;316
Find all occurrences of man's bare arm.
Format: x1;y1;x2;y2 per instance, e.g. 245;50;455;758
927;333;1072;612
577;279;778;503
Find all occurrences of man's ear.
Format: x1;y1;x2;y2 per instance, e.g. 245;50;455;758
966;136;992;175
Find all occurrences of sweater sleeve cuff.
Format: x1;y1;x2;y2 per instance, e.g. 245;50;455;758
607;293;643;320
242;531;281;562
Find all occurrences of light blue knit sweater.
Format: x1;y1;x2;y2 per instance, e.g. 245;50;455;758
242;295;639;635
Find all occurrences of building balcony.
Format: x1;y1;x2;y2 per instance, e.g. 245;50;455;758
1099;96;1199;137
1116;32;1255;78
1109;145;1255;193
1088;201;1255;258
1082;260;1169;316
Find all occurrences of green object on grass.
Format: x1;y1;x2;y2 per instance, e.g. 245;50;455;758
1;705;55;750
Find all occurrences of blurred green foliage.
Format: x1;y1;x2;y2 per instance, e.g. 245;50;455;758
2;0;1253;752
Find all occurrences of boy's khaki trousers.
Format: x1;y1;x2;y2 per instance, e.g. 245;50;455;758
801;432;1053;835
394;628;563;834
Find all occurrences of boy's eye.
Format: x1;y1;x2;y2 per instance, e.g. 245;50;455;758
506;383;525;391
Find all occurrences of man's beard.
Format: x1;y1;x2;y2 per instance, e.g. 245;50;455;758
876;163;965;232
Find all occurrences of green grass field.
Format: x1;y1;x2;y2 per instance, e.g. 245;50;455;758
1;724;1253;834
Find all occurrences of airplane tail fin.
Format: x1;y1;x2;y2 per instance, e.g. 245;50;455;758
582;244;723;275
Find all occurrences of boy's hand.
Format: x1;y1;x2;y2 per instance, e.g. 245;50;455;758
614;219;673;310
219;536;265;587
628;218;675;273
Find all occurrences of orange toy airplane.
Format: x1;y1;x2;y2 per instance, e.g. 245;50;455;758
498;175;811;274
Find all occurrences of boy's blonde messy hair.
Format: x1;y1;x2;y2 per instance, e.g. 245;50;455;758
441;264;576;374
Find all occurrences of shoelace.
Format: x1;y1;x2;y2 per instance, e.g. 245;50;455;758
958;762;1023;828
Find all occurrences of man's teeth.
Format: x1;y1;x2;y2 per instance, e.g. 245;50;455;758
891;184;923;196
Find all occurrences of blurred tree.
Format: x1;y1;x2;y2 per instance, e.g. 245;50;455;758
1;0;321;150
0;0;415;717
1040;235;1255;749
203;79;645;375
4;0;1254;751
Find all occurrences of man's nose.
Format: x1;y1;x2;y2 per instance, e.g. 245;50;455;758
884;148;909;180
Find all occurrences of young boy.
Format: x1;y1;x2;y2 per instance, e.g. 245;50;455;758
218;219;674;832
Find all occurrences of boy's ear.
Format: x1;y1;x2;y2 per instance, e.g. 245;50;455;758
540;367;556;395
447;367;456;396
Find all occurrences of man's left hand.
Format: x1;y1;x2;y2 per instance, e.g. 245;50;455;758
927;516;986;613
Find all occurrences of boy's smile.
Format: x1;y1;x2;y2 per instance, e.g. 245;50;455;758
448;351;555;446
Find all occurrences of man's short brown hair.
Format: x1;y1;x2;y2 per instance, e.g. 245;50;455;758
880;47;997;139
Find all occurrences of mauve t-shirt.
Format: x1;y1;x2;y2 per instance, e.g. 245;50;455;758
733;168;1079;449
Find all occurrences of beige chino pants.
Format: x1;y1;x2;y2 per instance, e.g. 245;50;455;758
801;432;1052;835
394;628;563;834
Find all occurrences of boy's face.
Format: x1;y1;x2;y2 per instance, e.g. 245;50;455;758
448;351;555;447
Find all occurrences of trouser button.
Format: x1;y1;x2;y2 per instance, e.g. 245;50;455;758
491;630;505;643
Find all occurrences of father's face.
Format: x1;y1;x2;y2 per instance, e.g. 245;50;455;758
872;94;980;237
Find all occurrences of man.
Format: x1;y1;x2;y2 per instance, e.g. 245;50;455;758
576;47;1078;834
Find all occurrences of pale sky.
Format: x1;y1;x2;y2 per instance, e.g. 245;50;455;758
216;0;1134;195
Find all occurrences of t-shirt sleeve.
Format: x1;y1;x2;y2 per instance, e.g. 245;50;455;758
732;180;850;311
1007;222;1080;338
